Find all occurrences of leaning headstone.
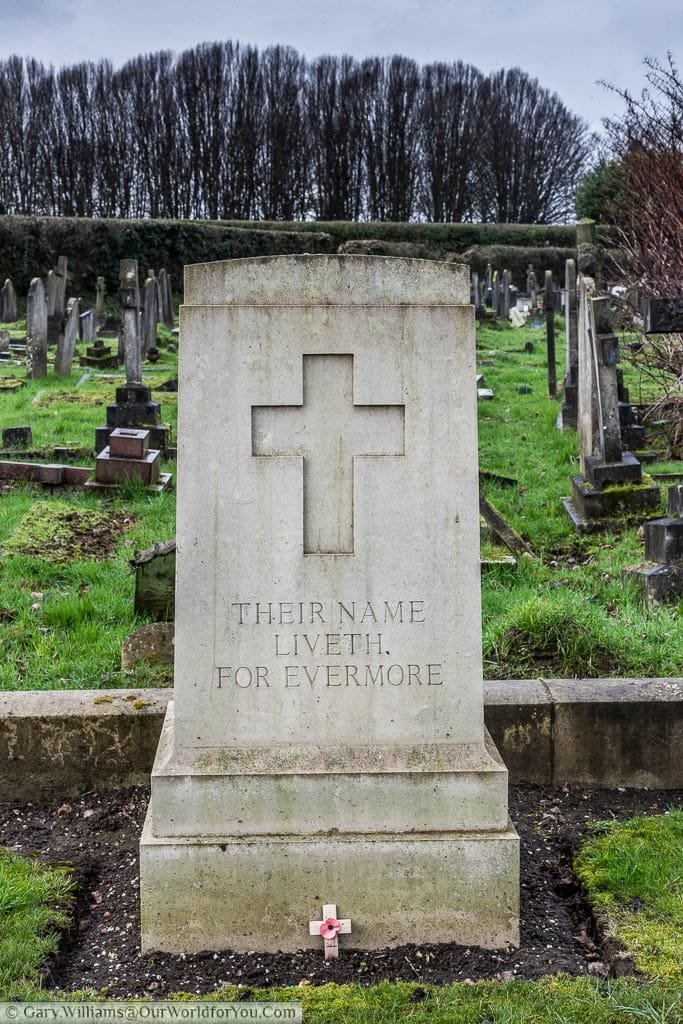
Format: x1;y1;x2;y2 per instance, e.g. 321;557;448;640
26;278;48;379
563;277;659;529
158;268;174;329
139;254;519;954
0;279;18;322
560;258;578;429
54;298;80;376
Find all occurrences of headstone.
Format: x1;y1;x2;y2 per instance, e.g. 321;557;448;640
544;271;557;398
142;274;159;356
79;309;96;342
560;259;578;429
563;276;659;528
625;485;683;602
53;255;69;317
95;276;107;324
576;219;600;283
119;259;142;383
139;254;519;954
526;265;538;307
491;270;500;316
501;269;512;319
0;279;18;322
131;539;176;619
471;271;481;310
158;268;174;329
54;297;80;376
26;278;48;379
46;270;58;317
2;426;32;449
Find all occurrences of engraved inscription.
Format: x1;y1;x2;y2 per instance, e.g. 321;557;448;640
216;597;444;692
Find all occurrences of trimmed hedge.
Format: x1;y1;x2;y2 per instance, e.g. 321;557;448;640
0;216;336;294
1;214;606;296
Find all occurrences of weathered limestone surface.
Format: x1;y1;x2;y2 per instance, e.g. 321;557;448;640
140;255;519;953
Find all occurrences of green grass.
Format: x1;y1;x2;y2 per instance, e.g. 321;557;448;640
0;848;72;995
0;312;680;687
575;811;683;981
176;978;683;1023
0;332;177;689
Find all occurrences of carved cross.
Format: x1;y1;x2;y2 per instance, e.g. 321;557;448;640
308;903;352;959
252;354;404;554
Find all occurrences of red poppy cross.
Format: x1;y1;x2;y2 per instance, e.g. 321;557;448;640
308;903;352;959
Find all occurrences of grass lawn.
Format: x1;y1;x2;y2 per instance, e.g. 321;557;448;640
0;848;72;996
576;810;683;982
0;310;680;689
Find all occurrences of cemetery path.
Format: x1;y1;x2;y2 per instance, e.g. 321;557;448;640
0;784;680;995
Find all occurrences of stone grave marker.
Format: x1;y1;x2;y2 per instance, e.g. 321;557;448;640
1;278;18;322
95;276;106;324
93;261;169;453
544;270;557;397
142;273;159;355
54;297;80;376
560;258;578;428
79;309;96;342
158;268;174;329
139;254;519;954
563;276;659;528
26;278;48;379
626;484;683;602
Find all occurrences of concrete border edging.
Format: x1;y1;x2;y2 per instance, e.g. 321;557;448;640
0;678;681;801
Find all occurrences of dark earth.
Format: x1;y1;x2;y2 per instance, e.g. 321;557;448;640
0;784;680;997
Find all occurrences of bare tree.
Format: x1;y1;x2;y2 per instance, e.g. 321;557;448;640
602;54;683;452
365;56;421;221
419;61;485;222
475;68;591;223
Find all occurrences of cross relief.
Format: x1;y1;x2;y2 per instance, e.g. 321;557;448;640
251;354;405;554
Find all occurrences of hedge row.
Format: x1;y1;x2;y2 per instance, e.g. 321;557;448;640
0;214;598;296
0;216;335;294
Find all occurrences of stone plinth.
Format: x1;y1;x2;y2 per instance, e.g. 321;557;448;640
89;427;170;491
95;384;170;454
140;255;519;953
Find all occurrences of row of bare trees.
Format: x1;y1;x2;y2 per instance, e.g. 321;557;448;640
0;43;591;223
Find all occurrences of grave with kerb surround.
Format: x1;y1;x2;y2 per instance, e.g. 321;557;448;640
139;254;519;953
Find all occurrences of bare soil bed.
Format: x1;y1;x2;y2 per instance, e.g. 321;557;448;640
0;784;680;997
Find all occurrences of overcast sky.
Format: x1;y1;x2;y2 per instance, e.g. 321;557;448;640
1;0;680;132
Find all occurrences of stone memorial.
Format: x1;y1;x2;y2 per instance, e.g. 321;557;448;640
142;273;159;355
1;278;18;322
626;485;683;602
563;276;659;529
26;278;48;379
560;258;578;429
158;268;174;329
54;297;80;376
94;261;170;454
140;254;519;954
95;276;106;324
